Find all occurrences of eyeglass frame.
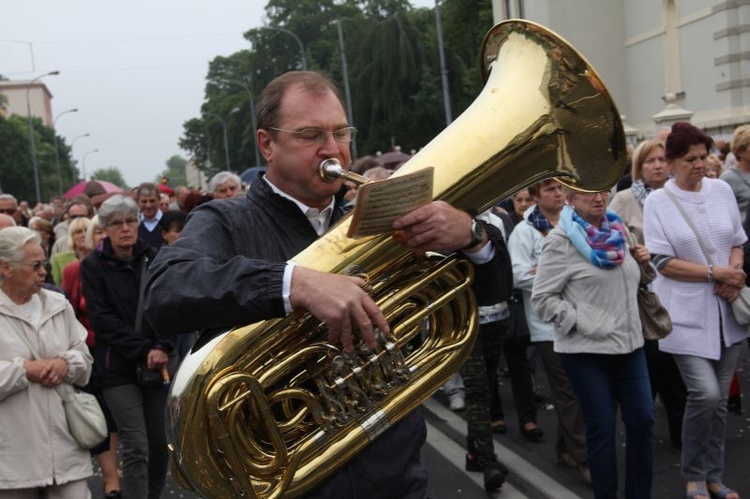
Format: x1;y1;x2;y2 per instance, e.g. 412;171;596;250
268;126;358;145
20;260;48;271
106;217;139;229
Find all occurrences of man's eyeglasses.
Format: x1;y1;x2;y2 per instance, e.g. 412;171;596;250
68;214;88;220
0;209;17;215
269;127;357;145
107;218;138;229
22;260;48;271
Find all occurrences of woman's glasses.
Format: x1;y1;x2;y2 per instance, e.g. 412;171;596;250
21;260;47;271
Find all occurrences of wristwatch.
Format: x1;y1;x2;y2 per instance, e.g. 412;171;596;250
463;218;485;250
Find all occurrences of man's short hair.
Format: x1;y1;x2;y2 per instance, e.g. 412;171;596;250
135;182;160;199
0;194;18;206
256;71;344;133
208;171;242;194
66;195;94;217
527;179;560;199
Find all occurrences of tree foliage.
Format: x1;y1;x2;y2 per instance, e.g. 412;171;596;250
179;0;494;170
91;167;128;189
0;114;76;203
157;155;188;186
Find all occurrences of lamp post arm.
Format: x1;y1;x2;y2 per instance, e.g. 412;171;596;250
26;70;60;204
263;26;307;70
52;108;78;197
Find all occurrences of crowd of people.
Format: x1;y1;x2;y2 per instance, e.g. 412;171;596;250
0;69;748;499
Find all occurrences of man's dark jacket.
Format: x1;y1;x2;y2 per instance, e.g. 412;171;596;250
144;175;511;498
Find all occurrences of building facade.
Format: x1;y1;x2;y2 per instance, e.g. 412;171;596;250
492;0;750;143
0;80;55;126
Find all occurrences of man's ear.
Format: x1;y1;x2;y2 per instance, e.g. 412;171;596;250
257;129;274;163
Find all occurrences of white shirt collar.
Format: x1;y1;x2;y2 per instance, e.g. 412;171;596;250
263;176;334;235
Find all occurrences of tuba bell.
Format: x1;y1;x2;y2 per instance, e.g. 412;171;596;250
166;19;627;498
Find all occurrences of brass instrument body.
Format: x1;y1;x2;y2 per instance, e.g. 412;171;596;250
167;20;627;498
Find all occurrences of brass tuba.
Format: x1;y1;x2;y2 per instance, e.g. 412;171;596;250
166;20;626;498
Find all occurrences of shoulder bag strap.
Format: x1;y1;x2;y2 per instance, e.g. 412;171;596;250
663;188;714;266
6;316;71;399
134;255;149;335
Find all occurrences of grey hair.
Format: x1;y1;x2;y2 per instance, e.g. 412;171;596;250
0;194;18;205
0;227;41;282
208;171;242;193
98;195;139;227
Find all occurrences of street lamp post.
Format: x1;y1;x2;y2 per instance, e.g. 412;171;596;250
52;108;78;197
220;78;261;166
26;70;60;204
69;133;90;183
81;148;99;181
261;26;307;70
334;20;357;159
204;107;240;171
434;0;452;126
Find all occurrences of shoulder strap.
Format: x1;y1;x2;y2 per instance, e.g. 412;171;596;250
663;188;714;265
7;318;41;360
134;255;149;335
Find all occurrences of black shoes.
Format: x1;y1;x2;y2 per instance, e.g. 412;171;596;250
483;462;506;492
465;453;508;492
490;420;508;434
521;423;544;442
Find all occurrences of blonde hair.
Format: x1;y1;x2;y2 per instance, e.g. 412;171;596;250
67;217;92;252
732;124;750;157
631;139;665;182
84;215;102;251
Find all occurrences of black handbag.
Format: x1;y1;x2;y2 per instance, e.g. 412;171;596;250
135;353;179;387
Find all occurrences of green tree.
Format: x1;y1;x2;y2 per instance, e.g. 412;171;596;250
91;166;128;189
0;114;76;202
157;155;188;186
179;0;494;165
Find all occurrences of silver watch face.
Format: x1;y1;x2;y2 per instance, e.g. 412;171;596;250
471;219;484;244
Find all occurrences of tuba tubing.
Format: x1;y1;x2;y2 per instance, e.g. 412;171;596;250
166;19;627;498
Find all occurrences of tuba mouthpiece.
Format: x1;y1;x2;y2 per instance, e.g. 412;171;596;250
319;158;369;186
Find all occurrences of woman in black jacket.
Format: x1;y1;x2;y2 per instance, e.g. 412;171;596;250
81;194;173;499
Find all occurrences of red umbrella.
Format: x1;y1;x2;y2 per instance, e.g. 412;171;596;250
63;180;122;200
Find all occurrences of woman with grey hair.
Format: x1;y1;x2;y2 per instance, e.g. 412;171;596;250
208;170;243;199
0;227;94;498
81;195;174;499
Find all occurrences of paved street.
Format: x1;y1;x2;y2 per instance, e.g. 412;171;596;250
88;343;750;498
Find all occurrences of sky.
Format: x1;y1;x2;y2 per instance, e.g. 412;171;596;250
1;0;436;187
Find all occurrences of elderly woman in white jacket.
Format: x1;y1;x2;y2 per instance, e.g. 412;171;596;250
0;227;93;499
531;188;654;499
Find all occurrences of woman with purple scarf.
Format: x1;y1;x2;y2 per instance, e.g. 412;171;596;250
531;187;655;499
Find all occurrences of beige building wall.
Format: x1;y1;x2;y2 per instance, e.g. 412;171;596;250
490;0;750;142
0;80;54;126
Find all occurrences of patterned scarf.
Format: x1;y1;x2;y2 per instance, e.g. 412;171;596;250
630;179;651;206
558;204;626;268
527;205;554;234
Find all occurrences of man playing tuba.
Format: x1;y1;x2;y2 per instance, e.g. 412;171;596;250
145;70;512;497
